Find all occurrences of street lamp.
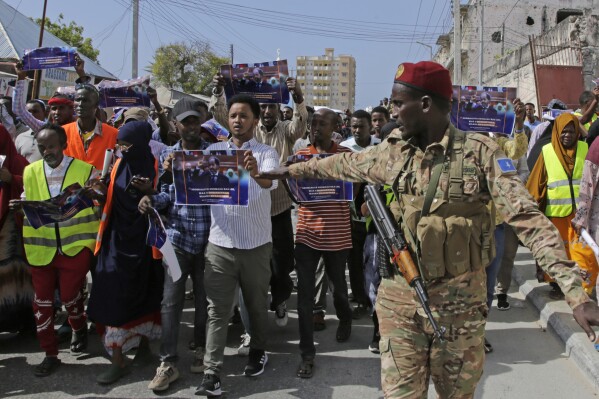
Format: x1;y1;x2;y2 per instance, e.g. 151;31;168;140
416;41;433;60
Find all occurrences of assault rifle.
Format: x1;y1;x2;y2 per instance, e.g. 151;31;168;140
364;185;446;342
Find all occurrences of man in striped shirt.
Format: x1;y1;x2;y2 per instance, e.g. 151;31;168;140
196;95;279;397
293;108;353;379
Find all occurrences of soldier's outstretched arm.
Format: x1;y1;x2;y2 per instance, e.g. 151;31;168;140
481;137;599;339
284;139;397;185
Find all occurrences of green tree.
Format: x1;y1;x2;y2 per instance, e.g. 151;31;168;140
34;14;100;62
149;41;228;95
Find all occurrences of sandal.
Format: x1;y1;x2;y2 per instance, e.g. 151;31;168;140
484;338;493;354
296;359;314;379
34;356;61;377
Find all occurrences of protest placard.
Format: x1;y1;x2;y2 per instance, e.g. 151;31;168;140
20;183;95;229
98;75;151;108
201;119;230;141
220;59;290;104
286;154;353;202
172;150;249;206
451;86;517;135
22;47;77;71
146;208;182;281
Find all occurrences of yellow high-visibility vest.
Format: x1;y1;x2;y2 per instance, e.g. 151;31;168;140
22;158;99;266
542;141;588;217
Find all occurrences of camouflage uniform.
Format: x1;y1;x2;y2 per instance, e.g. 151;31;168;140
288;124;589;398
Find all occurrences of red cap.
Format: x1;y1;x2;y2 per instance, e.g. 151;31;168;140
393;61;452;101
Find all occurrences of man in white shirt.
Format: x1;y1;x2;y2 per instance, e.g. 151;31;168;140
196;95;279;398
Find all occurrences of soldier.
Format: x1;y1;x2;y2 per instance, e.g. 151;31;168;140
258;61;599;398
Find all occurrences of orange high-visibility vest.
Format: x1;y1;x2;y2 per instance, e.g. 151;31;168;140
63;121;118;170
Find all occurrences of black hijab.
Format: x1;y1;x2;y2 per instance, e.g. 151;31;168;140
112;121;156;234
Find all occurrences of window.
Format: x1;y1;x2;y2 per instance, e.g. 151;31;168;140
342;92;347;97
342;62;348;67
342;72;348;77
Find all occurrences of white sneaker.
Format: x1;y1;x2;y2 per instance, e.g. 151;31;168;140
275;302;288;327
148;361;179;391
190;347;206;374
238;333;251;356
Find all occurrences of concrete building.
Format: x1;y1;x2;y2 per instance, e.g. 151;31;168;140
434;0;591;86
431;1;599;112
296;48;356;111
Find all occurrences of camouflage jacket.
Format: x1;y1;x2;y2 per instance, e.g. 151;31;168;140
289;123;589;314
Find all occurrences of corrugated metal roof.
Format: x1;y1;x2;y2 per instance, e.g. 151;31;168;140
0;0;116;79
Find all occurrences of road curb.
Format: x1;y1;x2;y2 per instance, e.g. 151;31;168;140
511;249;599;391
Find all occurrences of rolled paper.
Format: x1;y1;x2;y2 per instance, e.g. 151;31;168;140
101;149;113;178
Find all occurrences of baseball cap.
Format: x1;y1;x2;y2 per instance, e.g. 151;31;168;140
173;98;203;122
393;61;453;101
124;107;149;122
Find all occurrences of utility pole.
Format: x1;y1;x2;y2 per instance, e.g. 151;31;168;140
132;0;139;78
453;0;461;85
230;44;234;64
478;0;484;85
31;0;48;100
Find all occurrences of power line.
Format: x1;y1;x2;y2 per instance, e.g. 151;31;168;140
406;0;424;59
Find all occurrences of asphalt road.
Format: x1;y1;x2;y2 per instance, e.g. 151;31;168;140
0;272;597;398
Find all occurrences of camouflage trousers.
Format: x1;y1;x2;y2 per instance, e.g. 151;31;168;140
376;279;486;399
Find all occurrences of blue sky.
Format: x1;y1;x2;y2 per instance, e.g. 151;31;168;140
5;0;454;109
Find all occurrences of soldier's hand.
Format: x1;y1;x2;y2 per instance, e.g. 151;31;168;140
593;87;599;99
212;73;225;93
256;166;290;180
360;202;370;217
573;301;599;341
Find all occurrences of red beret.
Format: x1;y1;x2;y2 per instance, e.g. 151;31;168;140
393;61;452;101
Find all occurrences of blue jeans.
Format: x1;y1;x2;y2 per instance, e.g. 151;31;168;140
159;246;208;363
295;244;351;359
486;224;505;310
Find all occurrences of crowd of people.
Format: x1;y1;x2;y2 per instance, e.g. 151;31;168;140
2;55;599;398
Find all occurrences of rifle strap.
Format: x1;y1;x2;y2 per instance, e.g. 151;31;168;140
421;128;457;217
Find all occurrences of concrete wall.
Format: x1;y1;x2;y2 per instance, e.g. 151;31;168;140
482;12;599;108
434;0;599;85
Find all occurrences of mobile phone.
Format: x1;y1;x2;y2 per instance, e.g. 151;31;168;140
125;175;144;197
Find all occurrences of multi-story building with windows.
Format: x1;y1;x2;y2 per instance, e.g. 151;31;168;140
296;48;356;111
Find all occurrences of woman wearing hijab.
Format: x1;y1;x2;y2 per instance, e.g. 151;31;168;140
87;121;164;385
0;125;33;334
572;138;599;301
527;113;599;297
